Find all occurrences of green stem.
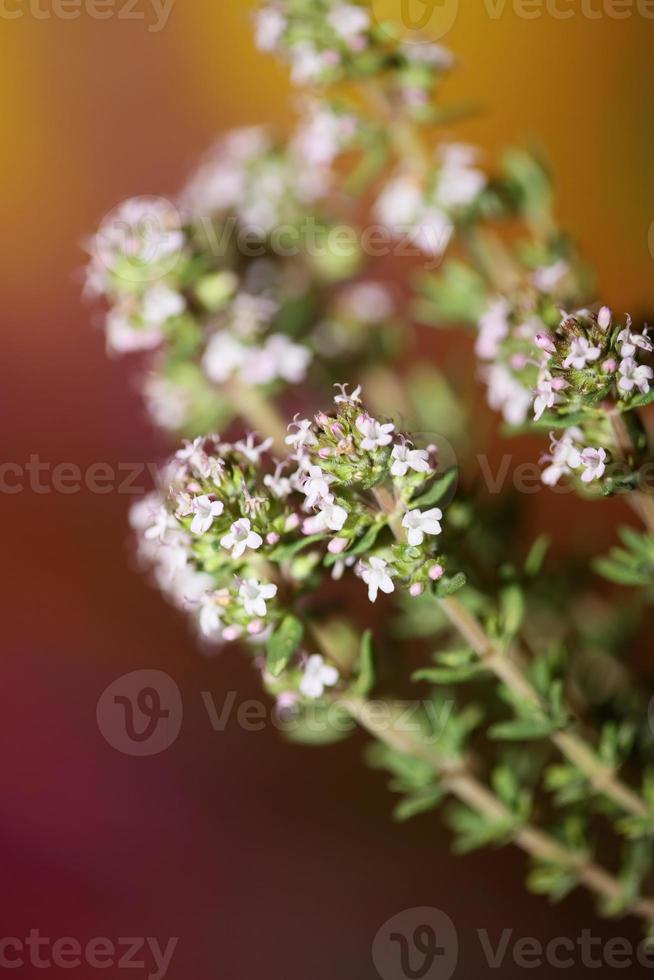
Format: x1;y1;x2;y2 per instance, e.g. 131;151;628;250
342;694;654;924
224;380;289;456
375;492;651;822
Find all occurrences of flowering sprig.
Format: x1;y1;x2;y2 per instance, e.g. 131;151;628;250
287;386;456;601
85;127;402;439
87;0;654;928
255;0;454;106
133;386;457;633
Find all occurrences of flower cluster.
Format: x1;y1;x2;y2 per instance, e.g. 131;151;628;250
181;125;329;228
374;144;487;259
85;125;399;435
532;308;653;419
132;388;453;681
254;0;453;101
473;259;581;427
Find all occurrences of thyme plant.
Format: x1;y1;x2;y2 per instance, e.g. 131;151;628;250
86;0;654;928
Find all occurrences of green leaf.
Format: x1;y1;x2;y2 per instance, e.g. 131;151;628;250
593;557;653;588
500;584;525;637
435;573;467;598
266;616;304;677
530;410;590;430
269;533;327;562
284;703;355;745
524;535;550;577
394;788;444;822
412;468;458;509
353;630;376;696
626;388;654;409
489;717;556;741
412;665;480;684
527;864;577;902
416;260;488;325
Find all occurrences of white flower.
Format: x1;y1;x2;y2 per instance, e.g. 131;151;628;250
254;6;286;51
403;42;454;68
356;414;395;450
618;358;653;395
198;593;228;640
258;334;312;384
484;364;532;427
144;376;190;430
143;504;172;543
598;306;612;331
286;417;318;451
238;578;277;618
203;331;247;383
540;428;583;486
436;143;486;209
334;383;362;405
409;207;453;258
339;283;394;323
563;336;602;370
234;434;274;464
105;310;163;355
141;285;185;326
292;102;355;168
476;299;510;360
302;466;335;507
129;492;164;533
177;436;212;478
532;260;569;293
402;508;443;546
358;557;395;603
220;518;263;559
299;654;340;699
302;496;348;535
264;463;293;499
374;175;422;226
229;294;278;338
618;326;652;358
290;43;333;84
327;3;370;42
190;496;225;536
533;371;557;421
580;448;607;484
390;444;431;477
94;196;183;272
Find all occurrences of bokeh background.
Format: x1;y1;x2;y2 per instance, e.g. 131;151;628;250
3;2;654;977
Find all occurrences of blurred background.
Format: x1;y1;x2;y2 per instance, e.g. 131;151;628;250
3;2;654;977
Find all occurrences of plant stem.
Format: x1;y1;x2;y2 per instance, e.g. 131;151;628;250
440;593;649;820
607;406;654;537
374;488;650;821
342;694;654;924
224;380;289;456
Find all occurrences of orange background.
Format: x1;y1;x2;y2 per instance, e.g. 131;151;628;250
3;4;653;978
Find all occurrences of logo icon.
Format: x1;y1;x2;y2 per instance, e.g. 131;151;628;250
371;0;460;44
94;195;183;285
97;670;183;756
373;907;458;980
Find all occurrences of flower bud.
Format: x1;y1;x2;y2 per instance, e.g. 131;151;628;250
429;563;444;581
598;306;612;330
410;583;424;597
535;333;556;354
328;537;348;554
